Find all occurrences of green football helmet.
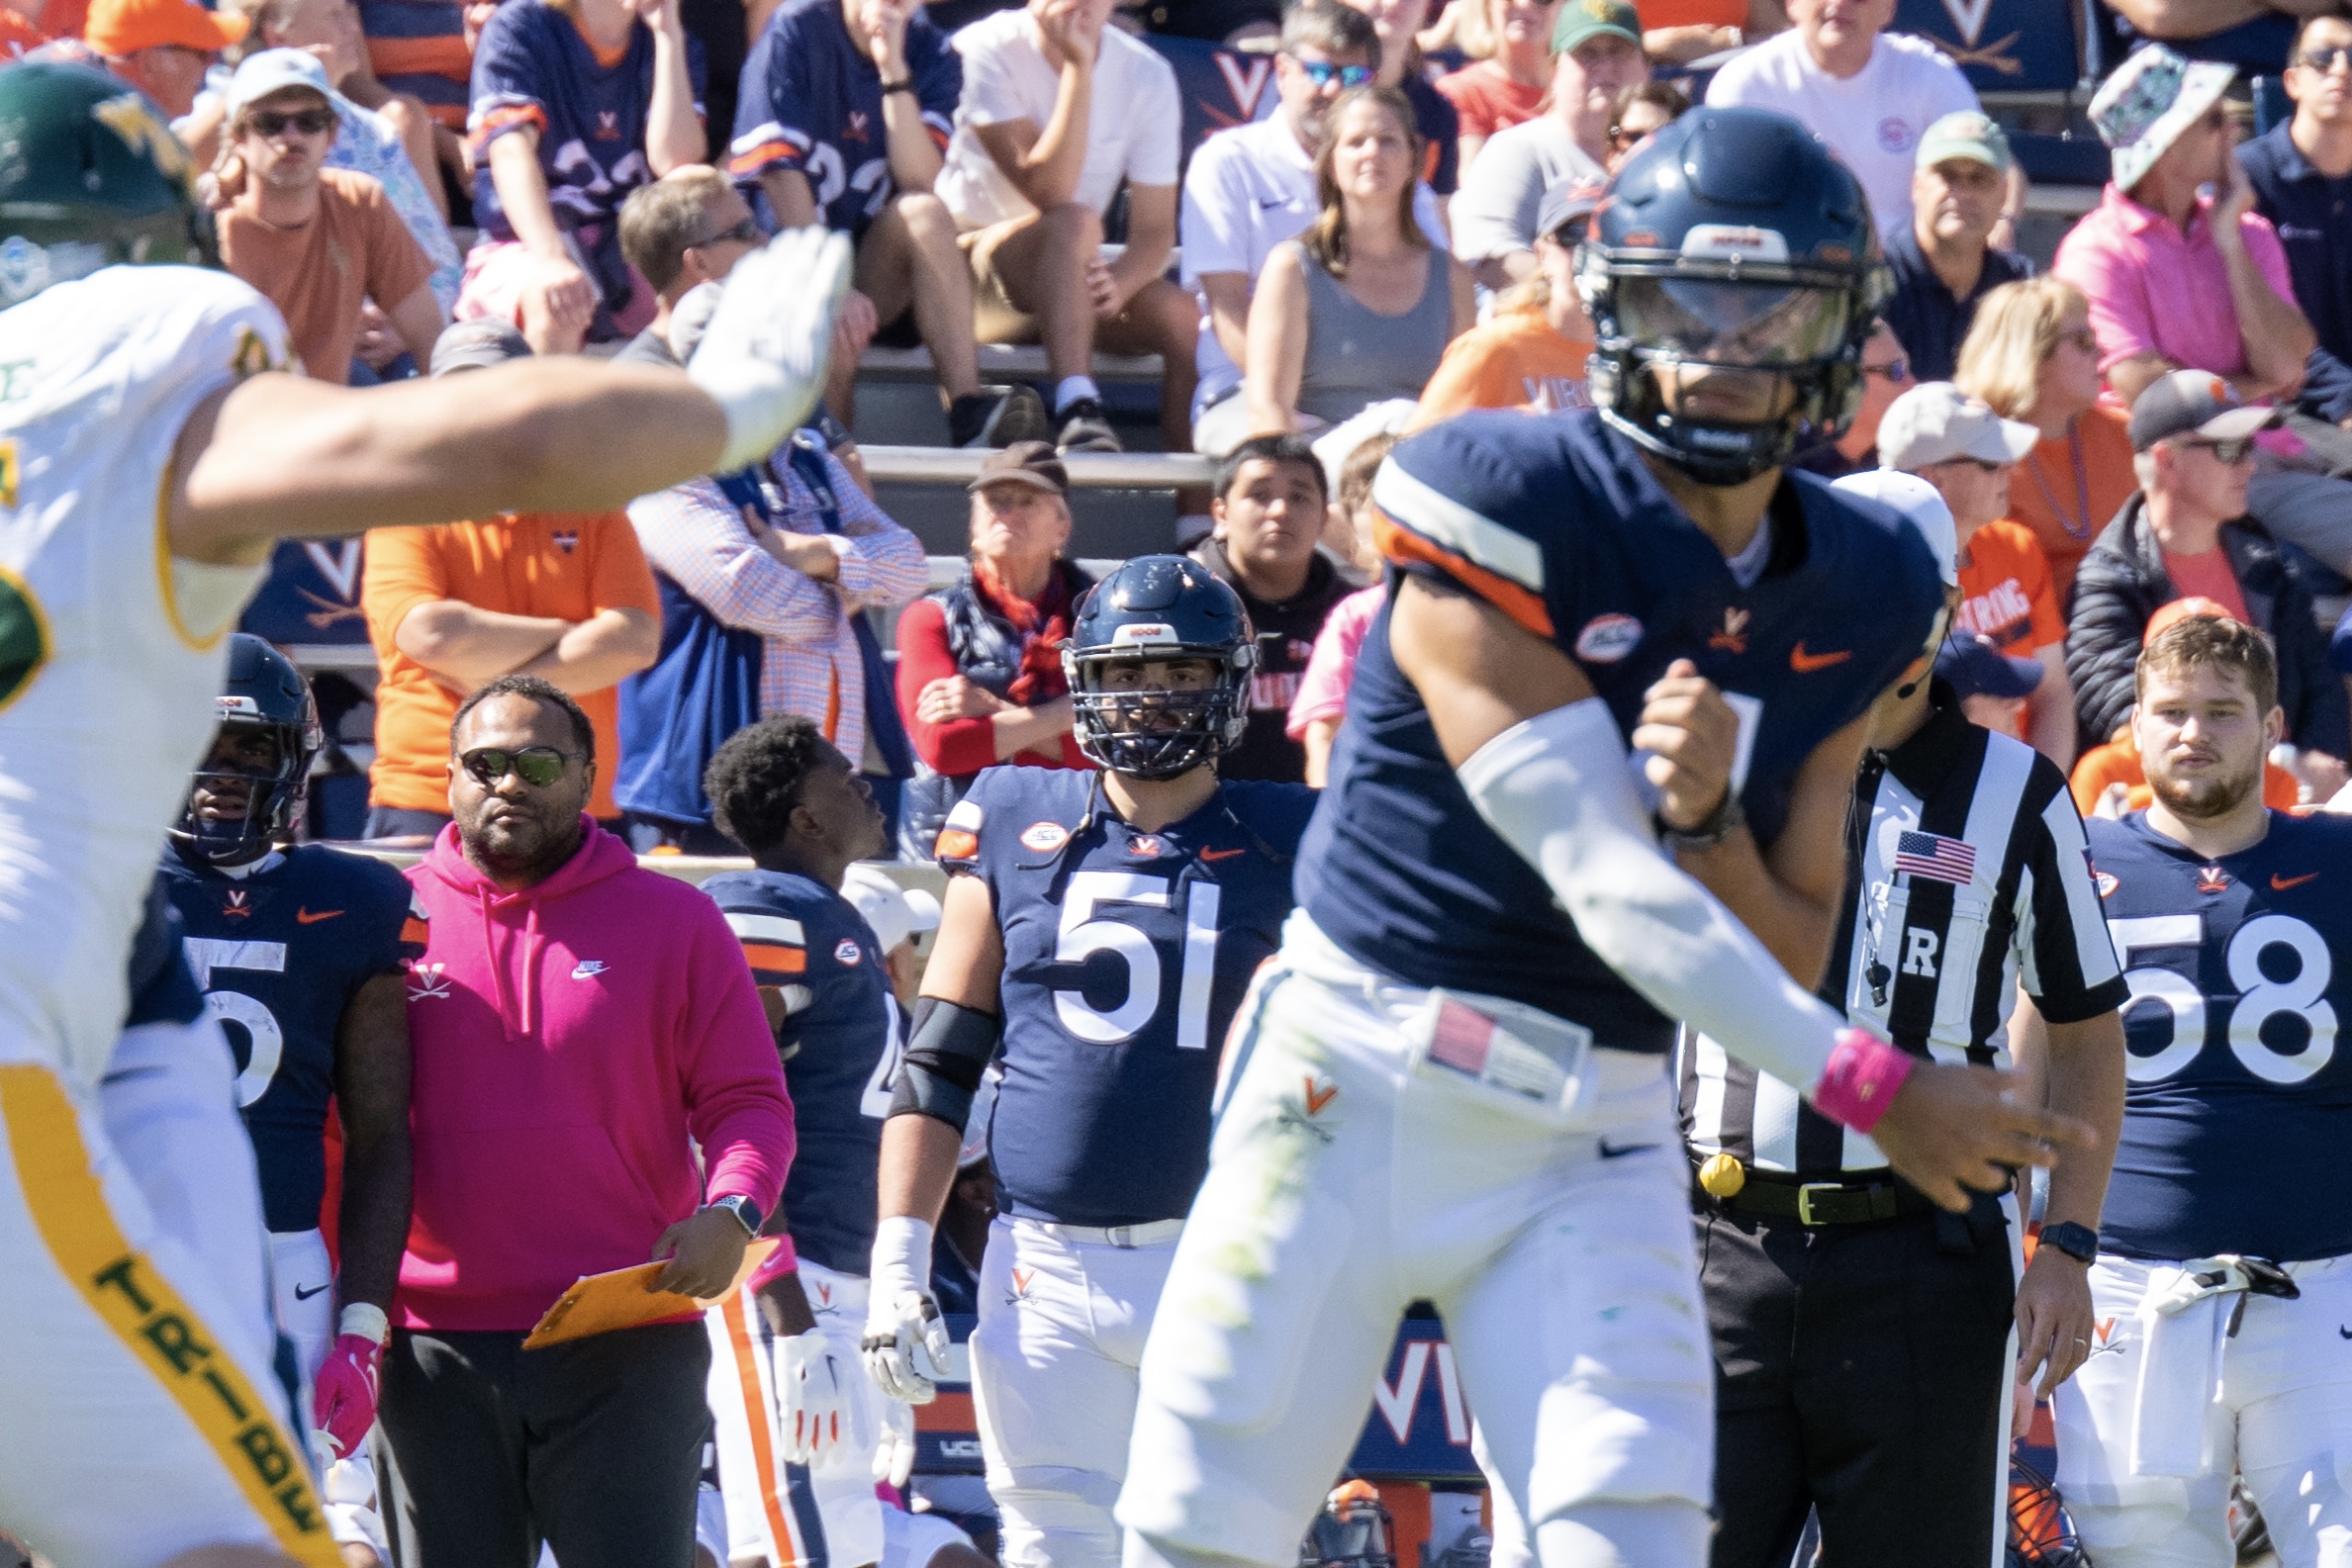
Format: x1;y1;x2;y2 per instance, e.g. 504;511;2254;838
0;59;216;307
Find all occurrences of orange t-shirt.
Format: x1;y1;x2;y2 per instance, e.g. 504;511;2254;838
1435;61;1547;141
218;168;432;385
1637;0;1743;28
1411;302;1591;426
1955;520;2064;656
2071;729;2302;818
361;512;661;816
2002;405;2136;604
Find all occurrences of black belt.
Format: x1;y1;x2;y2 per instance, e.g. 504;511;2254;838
1695;1170;1940;1226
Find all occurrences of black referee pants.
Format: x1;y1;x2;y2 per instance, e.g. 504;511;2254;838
1696;1197;2016;1568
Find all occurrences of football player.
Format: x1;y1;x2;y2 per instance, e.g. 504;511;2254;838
1116;108;2093;1568
157;635;423;1561
2060;611;2352;1568
695;716;984;1568
0;57;846;1568
863;557;1317;1568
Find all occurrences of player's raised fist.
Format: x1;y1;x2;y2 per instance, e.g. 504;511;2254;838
1867;1060;2096;1213
1634;658;1741;834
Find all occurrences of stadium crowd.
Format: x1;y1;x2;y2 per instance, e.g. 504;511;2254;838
13;0;2352;1561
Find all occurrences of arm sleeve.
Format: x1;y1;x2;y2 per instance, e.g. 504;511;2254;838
358;525;450;662
466;5;548;151
2062;551;2148;744
586;509;661;617
628;482;844;642
2014;764;2128;1023
678;898;797;1212
896;598;1009;775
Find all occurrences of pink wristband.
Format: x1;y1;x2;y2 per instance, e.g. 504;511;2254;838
1812;1028;1915;1135
745;1233;799;1293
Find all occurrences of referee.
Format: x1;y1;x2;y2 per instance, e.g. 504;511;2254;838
1674;474;2128;1568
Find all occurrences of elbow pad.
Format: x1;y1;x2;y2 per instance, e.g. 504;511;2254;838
889;997;1000;1132
1456;698;1848;1102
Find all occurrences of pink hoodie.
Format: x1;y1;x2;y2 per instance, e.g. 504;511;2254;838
398;819;794;1331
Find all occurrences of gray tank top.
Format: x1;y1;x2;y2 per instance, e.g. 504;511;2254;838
1287;239;1452;427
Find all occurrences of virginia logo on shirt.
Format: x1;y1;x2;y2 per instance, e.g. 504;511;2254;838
595;110;621;141
551;529;578;554
223;889;252;920
846;110;871;142
408;962;452;1001
1708;607;1750;656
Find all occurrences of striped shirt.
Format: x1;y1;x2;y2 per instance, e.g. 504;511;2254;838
1681;684;2127;1177
627;443;928;767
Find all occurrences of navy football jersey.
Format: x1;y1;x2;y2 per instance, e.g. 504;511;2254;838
728;0;959;240
158;846;423;1234
2088;810;2352;1261
702;868;896;1277
1299;411;1944;1053
938;766;1317;1227
125;875;205;1030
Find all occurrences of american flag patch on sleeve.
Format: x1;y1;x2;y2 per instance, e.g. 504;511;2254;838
1894;831;1976;885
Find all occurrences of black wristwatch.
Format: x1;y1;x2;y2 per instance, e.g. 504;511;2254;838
1659;787;1745;854
880;78;915;94
706;1195;763;1237
2039;1221;2099;1264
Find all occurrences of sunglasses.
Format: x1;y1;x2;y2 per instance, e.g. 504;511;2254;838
246;107;335;138
1862;357;1911;382
458;745;578;787
2180;436;2257;464
1293;59;1373;87
687;215;761;249
2297;45;2352;71
2056;325;2100;354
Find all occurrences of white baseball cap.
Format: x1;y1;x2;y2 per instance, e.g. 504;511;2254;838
842;864;941;954
1877;382;2038;472
225;46;336;121
1833;470;1958;589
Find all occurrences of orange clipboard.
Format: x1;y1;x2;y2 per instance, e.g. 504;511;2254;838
523;1237;781;1349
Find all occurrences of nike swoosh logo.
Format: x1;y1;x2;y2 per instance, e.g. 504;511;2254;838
1200;847;1246;862
1789;642;1851;674
293;1282;331;1301
2340;1325;2352;1338
295;907;343;924
2273;873;2319;890
1598;1140;1659;1159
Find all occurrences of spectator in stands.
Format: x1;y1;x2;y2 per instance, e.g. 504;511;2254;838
1640;0;1783;64
1879;381;2077;762
615;166;766;358
1436;0;1552;167
83;0;243;115
232;0;442;216
215;49;444;382
2065;368;2350;784
2240;16;2352;451
459;0;705;354
1936;631;2043;742
1450;0;1641;292
1245;88;1473;439
896;442;1093;857
1188;433;1354;782
2102;0;2305;73
1956;275;2139;600
1604;79;1687;171
1288;431;1391;784
733;0;1011;446
1181;0;1448;454
1345;0;1458;204
359;322;661;838
1882;113;2033;384
358;0;478;134
931;0;1198;454
1793;319;1912;476
1411;174;1595;425
380;675;793;1566
1706;0;2000;248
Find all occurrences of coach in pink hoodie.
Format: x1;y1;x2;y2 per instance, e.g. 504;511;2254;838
374;675;794;1567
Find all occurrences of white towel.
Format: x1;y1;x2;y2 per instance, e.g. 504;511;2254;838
2129;1262;2232;1478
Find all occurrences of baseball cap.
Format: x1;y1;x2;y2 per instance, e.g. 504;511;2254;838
2126;368;2280;451
83;0;244;56
842;864;942;954
1916;111;2013;174
1877;382;2038;471
1552;0;1640;55
2144;594;2239;645
1832;470;1958;589
2089;44;2237;192
1936;632;2044;701
429;319;530;377
224;46;332;119
1536;177;1606;243
968;439;1069;498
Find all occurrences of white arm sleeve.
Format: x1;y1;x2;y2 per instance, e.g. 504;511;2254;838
1457;696;1845;1090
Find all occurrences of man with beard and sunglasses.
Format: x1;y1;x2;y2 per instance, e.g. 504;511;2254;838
2062;610;2352;1568
378;673;795;1565
154;633;424;1563
863;556;1316;1568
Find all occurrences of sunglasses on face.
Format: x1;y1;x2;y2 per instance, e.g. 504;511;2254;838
687;215;762;249
1862;357;1911;382
2297;45;2352;71
2181;436;2257;464
246;107;335;138
459;745;577;787
1293;59;1373;87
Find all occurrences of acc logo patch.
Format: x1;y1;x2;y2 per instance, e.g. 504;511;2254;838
1020;820;1071;853
2094;870;2117;899
1573;612;1643;664
834;938;863;966
0;563;47;714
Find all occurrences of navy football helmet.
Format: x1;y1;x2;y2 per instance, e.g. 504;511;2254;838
172;634;322;863
1579;106;1890;486
1064;556;1255;781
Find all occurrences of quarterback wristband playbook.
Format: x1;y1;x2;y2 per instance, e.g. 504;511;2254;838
1457;698;1850;1096
891;997;1001;1131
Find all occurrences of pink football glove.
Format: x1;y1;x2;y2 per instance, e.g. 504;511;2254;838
312;1333;384;1459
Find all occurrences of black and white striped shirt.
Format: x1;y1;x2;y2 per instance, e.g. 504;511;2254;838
1681;685;2127;1177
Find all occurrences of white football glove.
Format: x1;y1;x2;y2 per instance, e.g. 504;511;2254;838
874;1395;917;1490
863;1215;951;1403
772;1328;851;1466
686;225;854;473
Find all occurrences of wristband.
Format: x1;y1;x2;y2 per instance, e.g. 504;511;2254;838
870;1215;934;1301
1811;1027;1915;1135
881;78;915;94
746;1234;800;1293
337;1302;390;1346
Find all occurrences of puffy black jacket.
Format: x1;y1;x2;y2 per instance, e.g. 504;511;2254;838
2064;495;2350;756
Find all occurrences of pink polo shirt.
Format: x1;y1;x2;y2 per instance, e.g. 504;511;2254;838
2052;184;2301;385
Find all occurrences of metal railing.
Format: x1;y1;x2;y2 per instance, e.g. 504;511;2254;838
859;444;1214;490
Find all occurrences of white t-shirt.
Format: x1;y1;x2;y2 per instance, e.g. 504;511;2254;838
1450;116;1604;265
1705;30;1979;244
1178;112;1450;411
934;11;1182;230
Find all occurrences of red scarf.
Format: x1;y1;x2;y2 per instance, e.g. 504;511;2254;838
974;557;1074;707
